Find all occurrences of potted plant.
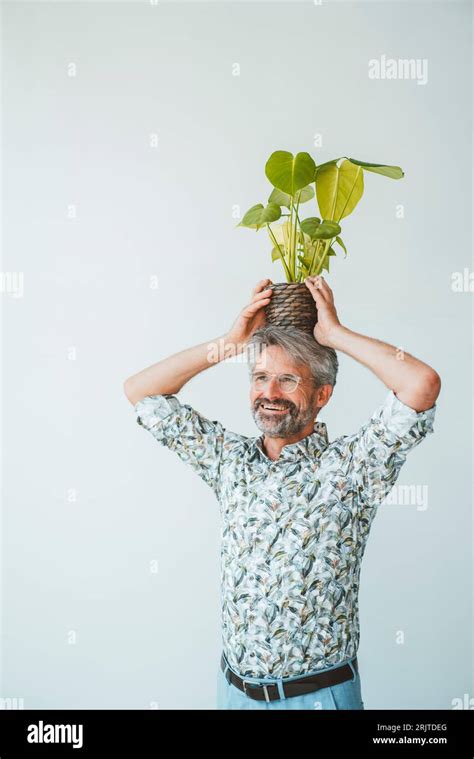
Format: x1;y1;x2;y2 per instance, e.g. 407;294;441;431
237;150;404;333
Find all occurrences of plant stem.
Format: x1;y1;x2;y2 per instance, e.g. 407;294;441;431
267;225;292;282
292;195;301;281
288;200;294;278
308;239;322;275
295;240;306;282
313;238;332;275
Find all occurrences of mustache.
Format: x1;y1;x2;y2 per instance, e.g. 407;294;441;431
255;399;295;411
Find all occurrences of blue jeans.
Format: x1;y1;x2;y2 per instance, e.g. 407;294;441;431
217;654;365;710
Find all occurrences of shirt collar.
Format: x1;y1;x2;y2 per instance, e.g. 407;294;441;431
249;421;329;463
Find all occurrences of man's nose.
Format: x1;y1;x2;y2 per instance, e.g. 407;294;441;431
266;376;282;395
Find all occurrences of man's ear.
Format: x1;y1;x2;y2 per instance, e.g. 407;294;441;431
315;384;333;409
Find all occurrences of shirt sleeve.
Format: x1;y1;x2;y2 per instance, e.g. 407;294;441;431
348;389;437;518
133;393;226;495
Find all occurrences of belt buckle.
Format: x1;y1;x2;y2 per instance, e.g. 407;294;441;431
243;679;271;702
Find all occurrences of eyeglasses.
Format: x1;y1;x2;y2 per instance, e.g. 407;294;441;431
251;372;311;394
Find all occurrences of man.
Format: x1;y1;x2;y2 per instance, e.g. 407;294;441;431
124;275;441;710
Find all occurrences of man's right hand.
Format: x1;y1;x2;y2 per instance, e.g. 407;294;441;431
124;280;274;404
225;279;273;350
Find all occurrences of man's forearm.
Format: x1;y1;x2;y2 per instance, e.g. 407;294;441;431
329;325;441;412
124;333;236;405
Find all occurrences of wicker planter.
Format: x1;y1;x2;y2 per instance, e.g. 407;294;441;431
264;282;318;335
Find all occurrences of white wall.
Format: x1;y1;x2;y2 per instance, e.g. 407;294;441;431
1;0;472;709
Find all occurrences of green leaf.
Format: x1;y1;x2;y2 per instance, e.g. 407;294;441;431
316;157;404;181
295;184;315;204
347;158;404;180
299;217;321;238
238;202;282;230
316;160;364;222
267;219;298;249
268;184;314;208
297;253;314;269
271;246;284;262
268;188;291;208
297;258;310;276
334;236;347;258
312;220;341;240
265;151;316;196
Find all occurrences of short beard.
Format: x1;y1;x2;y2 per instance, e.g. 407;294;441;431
252;396;318;437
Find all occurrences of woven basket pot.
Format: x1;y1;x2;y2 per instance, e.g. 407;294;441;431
264;282;318;335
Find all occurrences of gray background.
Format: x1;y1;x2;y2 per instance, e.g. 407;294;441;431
1;0;472;709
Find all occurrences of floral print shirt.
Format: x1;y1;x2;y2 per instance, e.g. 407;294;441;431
134;390;436;679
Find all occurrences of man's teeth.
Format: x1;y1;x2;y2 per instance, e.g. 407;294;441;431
262;405;287;410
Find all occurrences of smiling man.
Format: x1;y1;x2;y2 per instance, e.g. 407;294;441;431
124;276;441;710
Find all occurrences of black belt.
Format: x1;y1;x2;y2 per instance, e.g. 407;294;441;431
221;652;358;702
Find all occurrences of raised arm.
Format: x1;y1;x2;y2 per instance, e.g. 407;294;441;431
304;275;441;412
123;279;274;405
124;336;226;405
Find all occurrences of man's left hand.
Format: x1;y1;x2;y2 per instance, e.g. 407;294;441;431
304;276;343;348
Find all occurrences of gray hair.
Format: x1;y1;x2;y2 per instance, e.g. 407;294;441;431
246;325;339;388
